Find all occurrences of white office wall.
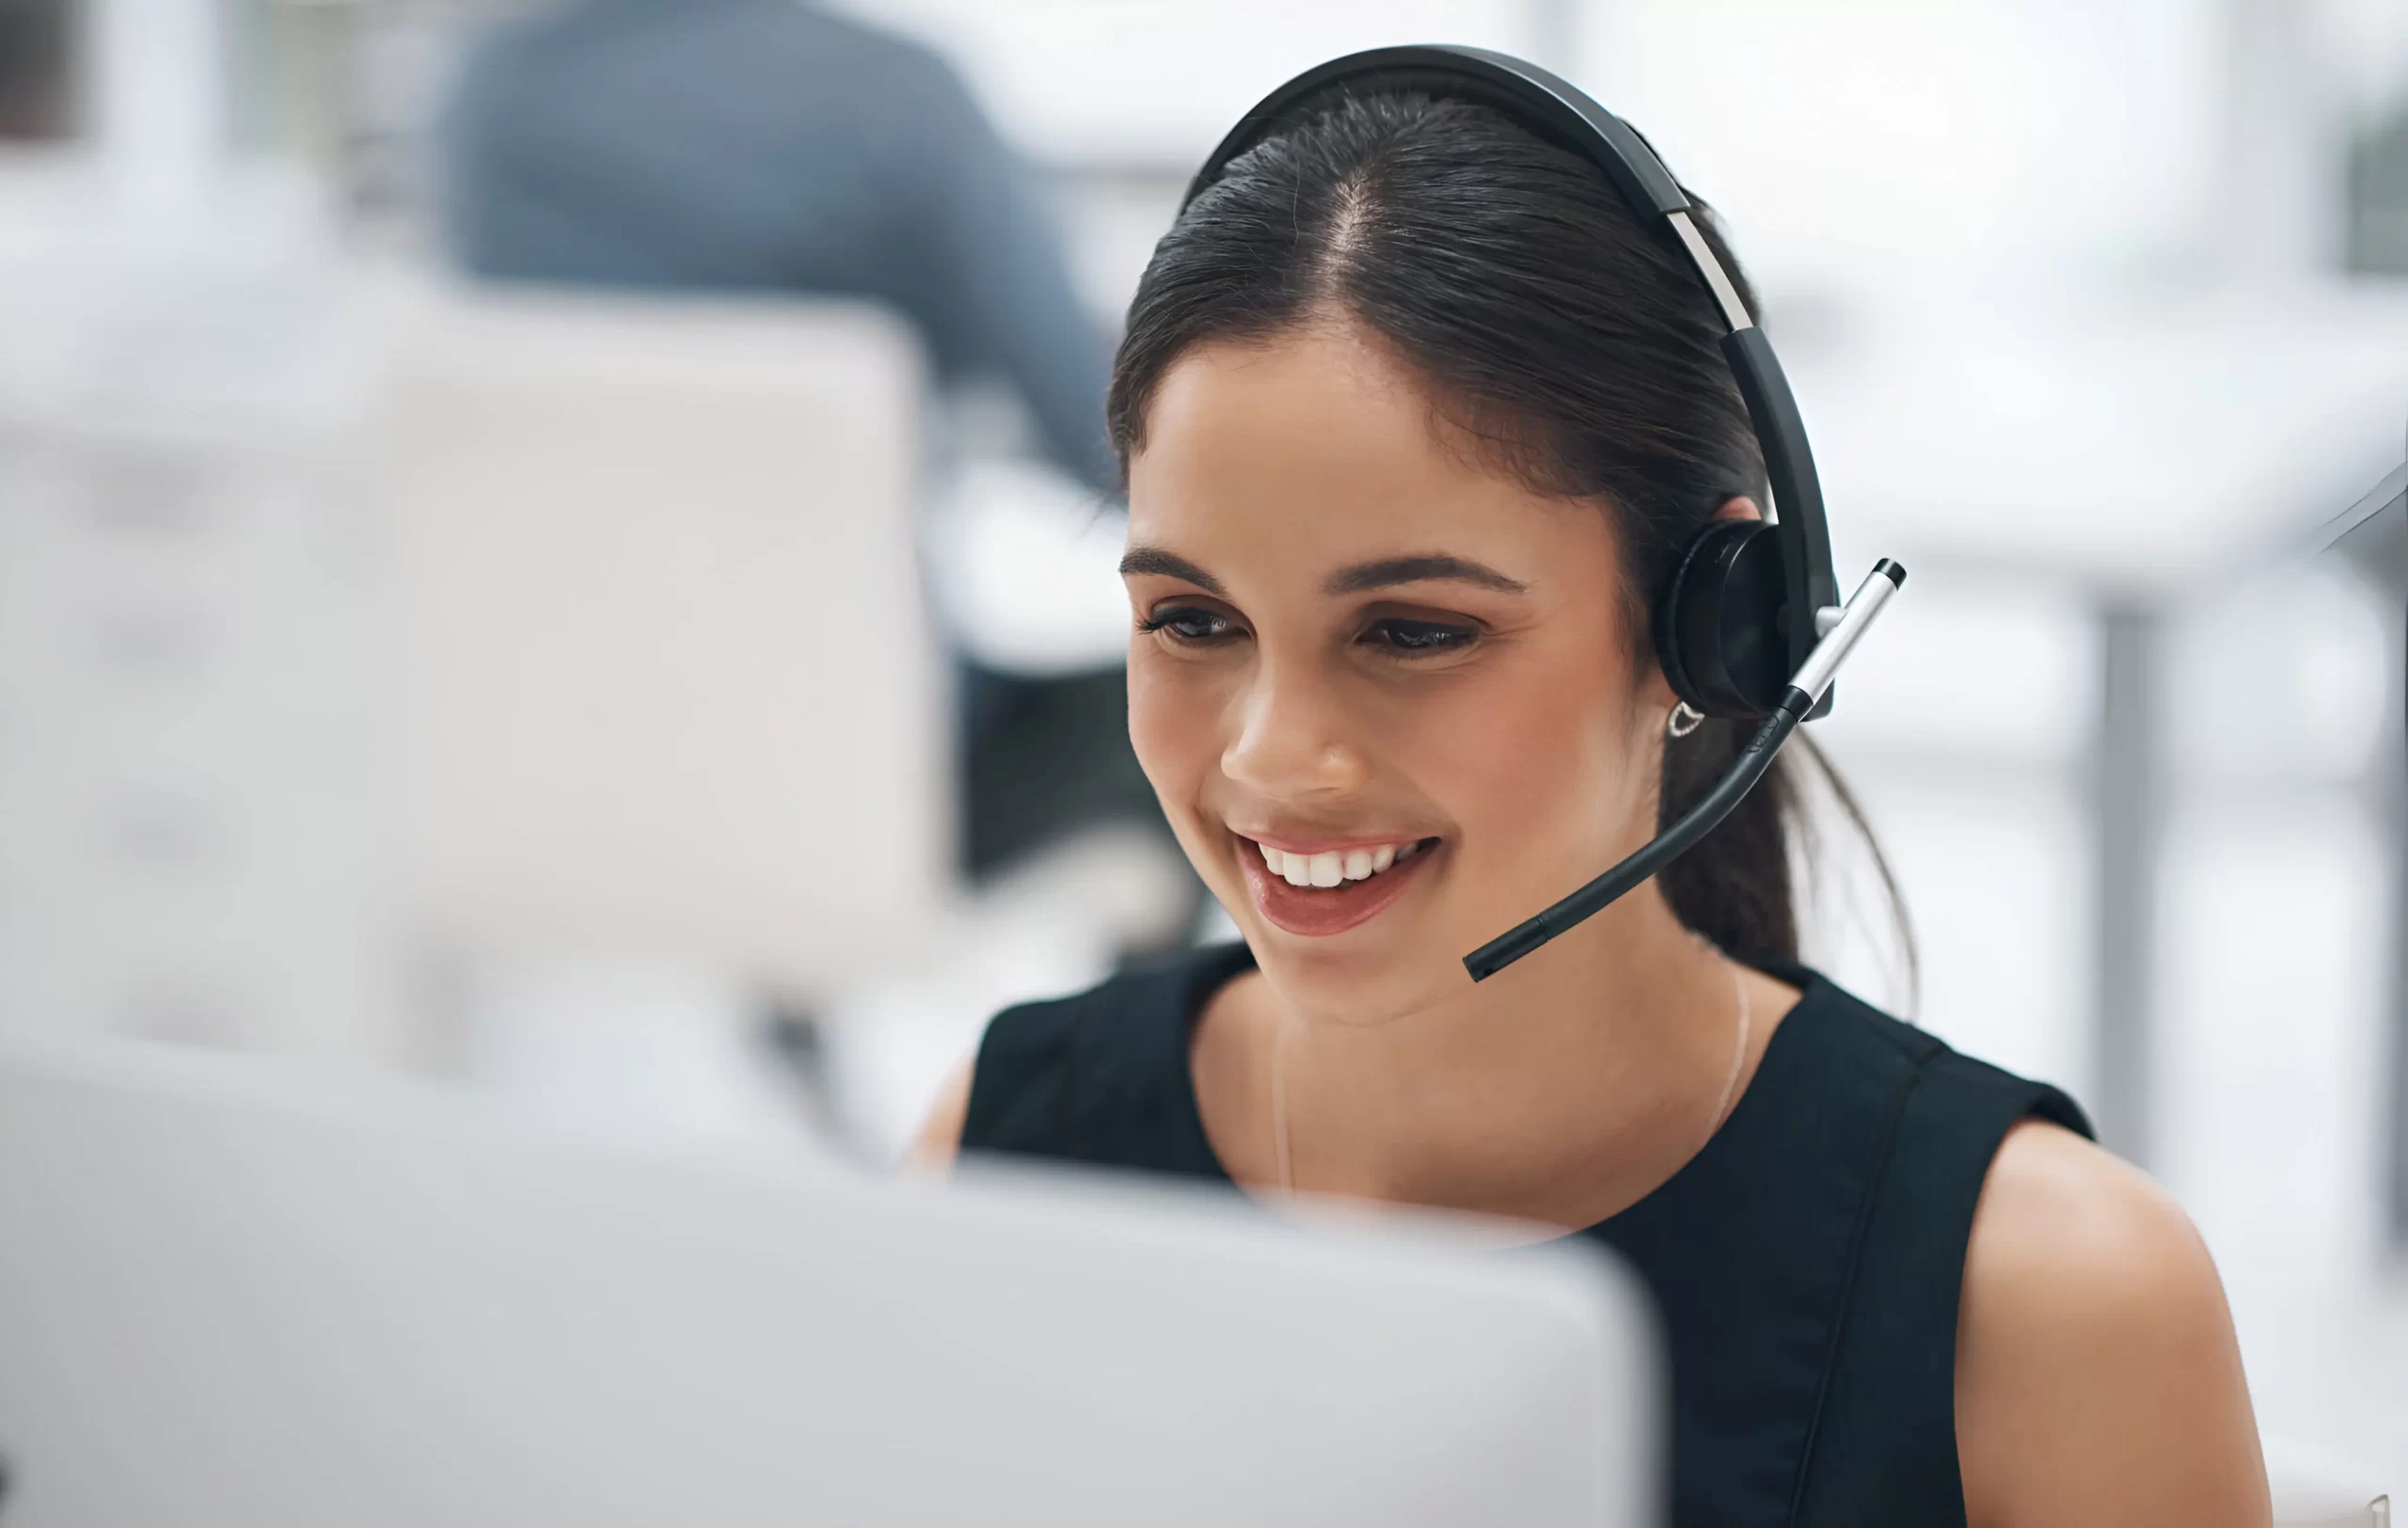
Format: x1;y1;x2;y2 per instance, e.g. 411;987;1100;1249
832;0;1553;167
1576;0;2228;297
840;0;2229;293
846;0;2408;306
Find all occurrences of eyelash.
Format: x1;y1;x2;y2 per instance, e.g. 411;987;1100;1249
1137;607;1477;657
1134;608;1233;643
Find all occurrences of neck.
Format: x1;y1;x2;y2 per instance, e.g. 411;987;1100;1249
1276;888;1749;1223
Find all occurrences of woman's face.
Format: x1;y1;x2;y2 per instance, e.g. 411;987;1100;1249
1124;323;1671;1022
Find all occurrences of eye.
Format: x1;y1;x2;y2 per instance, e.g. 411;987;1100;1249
1363;616;1477;655
1137;604;1242;645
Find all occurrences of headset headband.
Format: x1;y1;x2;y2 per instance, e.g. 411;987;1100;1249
1182;44;1842;686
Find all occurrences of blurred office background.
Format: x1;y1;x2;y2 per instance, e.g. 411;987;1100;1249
3;0;2407;1489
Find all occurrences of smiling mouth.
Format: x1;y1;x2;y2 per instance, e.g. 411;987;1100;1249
1237;835;1443;938
1257;838;1432;887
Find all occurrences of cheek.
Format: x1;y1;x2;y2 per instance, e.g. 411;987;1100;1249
1125;648;1217;805
1408;640;1641;859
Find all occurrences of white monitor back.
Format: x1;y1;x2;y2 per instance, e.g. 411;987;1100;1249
365;279;951;1003
0;1040;1657;1527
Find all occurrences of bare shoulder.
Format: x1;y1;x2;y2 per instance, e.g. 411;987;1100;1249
906;1058;974;1170
1955;1120;2268;1528
1966;1120;2208;1299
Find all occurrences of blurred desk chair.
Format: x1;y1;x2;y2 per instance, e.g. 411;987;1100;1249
365;278;946;1138
1791;289;2408;1170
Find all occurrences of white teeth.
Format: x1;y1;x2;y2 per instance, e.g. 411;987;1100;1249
1261;844;1312;887
1251;837;1430;888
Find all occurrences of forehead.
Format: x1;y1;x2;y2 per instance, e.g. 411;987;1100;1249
1125;326;1615;586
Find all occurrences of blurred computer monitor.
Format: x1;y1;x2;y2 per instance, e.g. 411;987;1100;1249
0;1041;1655;1527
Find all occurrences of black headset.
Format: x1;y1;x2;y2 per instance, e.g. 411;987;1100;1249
1180;45;1907;980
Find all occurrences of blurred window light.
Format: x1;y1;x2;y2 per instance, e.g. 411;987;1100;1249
222;0;356;172
2316;0;2408;125
830;0;1545;168
924;457;1130;677
2166;565;2393;783
1801;771;2093;1095
1810;573;2100;767
2159;793;2390;1265
1575;0;2226;297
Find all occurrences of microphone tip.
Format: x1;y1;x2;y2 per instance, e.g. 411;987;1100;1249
1463;920;1553;981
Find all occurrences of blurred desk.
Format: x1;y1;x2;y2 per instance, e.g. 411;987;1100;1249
1793;286;2408;1170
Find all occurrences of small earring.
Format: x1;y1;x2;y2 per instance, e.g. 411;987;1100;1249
1667;701;1705;739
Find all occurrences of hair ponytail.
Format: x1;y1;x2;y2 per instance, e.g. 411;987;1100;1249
1656;718;1798;961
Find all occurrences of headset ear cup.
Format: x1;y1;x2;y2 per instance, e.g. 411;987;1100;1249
1651;528;1719;715
1652;519;1790;718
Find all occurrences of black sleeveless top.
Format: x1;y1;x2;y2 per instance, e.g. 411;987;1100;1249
960;943;2090;1527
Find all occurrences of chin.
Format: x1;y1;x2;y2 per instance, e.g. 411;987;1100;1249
1224;838;1472;1026
1258;944;1464;1027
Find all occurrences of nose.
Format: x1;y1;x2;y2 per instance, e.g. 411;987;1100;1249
1219;654;1371;803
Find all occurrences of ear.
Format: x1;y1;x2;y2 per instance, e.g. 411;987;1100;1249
1640;496;1766;710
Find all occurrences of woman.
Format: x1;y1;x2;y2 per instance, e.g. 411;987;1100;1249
915;85;2269;1527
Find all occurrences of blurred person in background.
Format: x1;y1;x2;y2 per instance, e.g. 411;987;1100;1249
437;0;1175;900
919;87;2272;1527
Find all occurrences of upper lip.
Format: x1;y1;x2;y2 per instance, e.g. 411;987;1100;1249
1233;828;1434;856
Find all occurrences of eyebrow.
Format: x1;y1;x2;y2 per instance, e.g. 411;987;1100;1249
1322;554;1528;597
1117;546;1529;599
1117;546;1226;596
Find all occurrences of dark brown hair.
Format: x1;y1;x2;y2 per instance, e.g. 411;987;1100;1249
1108;90;1908;968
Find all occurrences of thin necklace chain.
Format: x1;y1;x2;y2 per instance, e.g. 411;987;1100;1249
1270;947;1753;1199
1706;956;1753;1140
